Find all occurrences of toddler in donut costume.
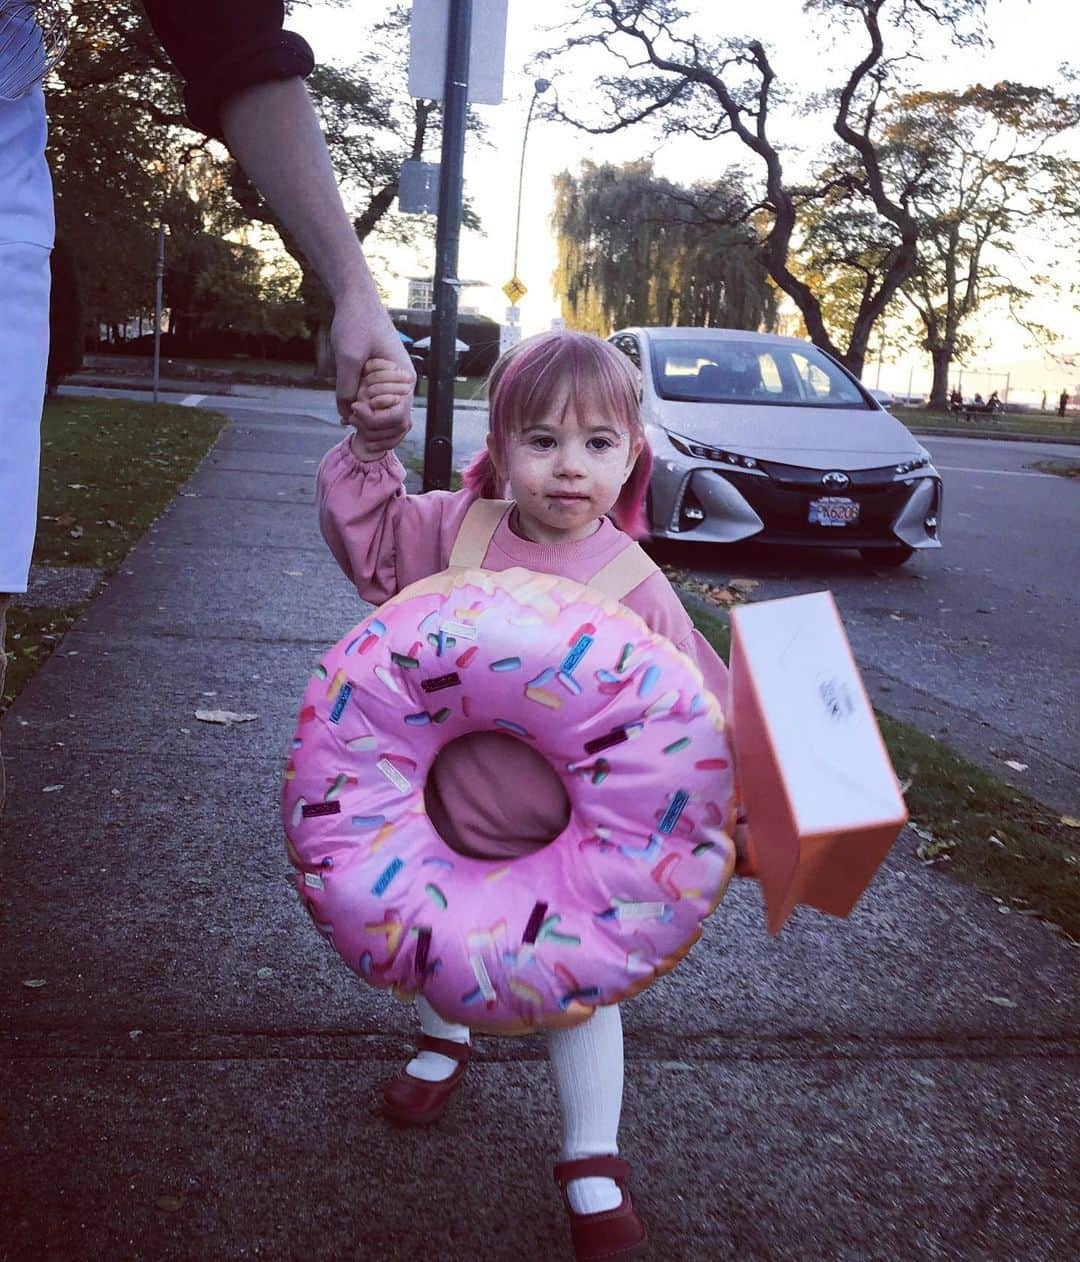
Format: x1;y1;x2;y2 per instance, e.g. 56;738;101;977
316;330;745;1260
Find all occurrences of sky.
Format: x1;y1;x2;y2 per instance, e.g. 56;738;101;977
288;1;1079;398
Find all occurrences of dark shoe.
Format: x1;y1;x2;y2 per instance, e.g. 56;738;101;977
553;1155;647;1261
381;1033;471;1125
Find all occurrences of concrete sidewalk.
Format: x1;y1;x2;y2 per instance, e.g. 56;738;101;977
1;406;1076;1262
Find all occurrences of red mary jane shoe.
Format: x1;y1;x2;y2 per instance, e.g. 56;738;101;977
553;1155;647;1261
381;1034;471;1125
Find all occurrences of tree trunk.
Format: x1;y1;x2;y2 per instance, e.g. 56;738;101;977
314;322;334;382
929;346;952;411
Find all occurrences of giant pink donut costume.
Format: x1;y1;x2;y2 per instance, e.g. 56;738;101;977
282;564;736;1034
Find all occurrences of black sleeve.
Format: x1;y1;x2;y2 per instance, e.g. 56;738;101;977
140;0;315;138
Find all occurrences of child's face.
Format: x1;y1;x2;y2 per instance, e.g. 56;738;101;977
488;391;642;545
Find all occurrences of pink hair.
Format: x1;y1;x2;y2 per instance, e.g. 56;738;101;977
461;330;653;540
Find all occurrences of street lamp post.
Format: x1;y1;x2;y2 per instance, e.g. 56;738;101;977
509;77;550;303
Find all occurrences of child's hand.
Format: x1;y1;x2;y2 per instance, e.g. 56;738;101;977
347;357;414;461
731;809;758;878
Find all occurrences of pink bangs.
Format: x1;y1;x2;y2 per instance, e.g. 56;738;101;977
461;331;652;540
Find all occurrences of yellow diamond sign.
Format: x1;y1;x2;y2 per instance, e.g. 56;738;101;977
503;276;527;304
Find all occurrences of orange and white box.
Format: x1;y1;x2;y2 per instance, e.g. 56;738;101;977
729;591;908;934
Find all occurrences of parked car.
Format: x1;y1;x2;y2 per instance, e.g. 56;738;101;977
609;327;942;565
866;387;895;408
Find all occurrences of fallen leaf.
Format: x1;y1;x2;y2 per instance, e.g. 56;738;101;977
129;1029;143;1040
917;842;954;864
67;483;87;490
22;978;47;988
42;784;64;793
256;967;274;979
910;823;934;842
1003;759;1028;772
69;526;84;539
195;710;258;726
727;578;759;595
985;995;1016;1008
155;1195;184;1213
987;834;1006;848
1061;815;1080;829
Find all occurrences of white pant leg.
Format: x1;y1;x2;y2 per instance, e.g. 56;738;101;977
0;83;54;595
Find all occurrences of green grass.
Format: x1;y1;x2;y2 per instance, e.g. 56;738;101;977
893;404;1080;441
1029;458;1080;479
400;452;463;491
683;591;1079;941
84;354;322;387
2;397;226;709
413;376;487;401
2;605;80;707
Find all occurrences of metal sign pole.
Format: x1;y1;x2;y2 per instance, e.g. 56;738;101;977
152;223;165;403
423;0;473;492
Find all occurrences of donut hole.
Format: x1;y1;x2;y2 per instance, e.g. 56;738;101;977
424;731;571;860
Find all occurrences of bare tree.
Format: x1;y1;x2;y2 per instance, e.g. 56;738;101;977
540;0;990;376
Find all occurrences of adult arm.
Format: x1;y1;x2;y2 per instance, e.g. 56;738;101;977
140;0;415;425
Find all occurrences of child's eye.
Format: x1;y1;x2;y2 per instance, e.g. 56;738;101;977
588;437;615;452
529;435;556;450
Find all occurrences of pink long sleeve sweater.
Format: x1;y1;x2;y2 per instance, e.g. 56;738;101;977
316;440;730;860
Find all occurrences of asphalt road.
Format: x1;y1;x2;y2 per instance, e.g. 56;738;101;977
63;385;1079;810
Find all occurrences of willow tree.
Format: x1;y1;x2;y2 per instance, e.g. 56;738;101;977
541;0;993;376
552;159;775;334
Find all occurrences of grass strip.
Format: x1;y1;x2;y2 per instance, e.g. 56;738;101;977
401;452;463;491
2;605;81;707
893;405;1080;441
683;590;1079;941
2;397;226;709
35;397;226;570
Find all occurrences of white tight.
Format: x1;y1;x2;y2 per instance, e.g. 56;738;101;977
414;998;625;1212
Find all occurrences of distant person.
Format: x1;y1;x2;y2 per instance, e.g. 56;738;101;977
1041;390;1047;411
1059;388;1069;417
0;0;414;809
949;387;963;414
987;390;1001;413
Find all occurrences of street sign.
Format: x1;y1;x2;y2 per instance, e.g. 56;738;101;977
398;160;440;214
409;0;507;105
505;305;520;323
500;323;521;355
503;276;527;304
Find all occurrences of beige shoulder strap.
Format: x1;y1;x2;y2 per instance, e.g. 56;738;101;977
447;497;512;569
586;542;659;602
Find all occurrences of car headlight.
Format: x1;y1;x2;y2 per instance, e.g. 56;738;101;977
895;454;930;475
666;431;760;470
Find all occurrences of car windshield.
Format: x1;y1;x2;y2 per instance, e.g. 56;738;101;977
650;338;872;409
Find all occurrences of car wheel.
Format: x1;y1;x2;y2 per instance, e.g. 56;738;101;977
862;545;915;567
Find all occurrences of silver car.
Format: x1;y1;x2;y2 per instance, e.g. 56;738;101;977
609;327;942;566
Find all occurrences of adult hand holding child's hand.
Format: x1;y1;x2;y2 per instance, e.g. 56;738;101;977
347;357;415;462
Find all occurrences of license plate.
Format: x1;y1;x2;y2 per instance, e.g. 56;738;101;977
809;496;859;526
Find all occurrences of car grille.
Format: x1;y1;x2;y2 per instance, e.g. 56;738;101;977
702;464;915;542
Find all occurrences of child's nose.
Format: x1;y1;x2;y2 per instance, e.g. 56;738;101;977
554;444;588;475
